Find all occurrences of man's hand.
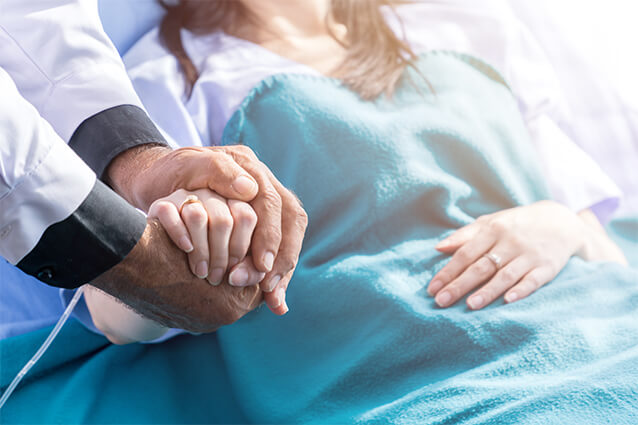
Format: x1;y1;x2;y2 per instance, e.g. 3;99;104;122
105;144;308;312
92;219;262;332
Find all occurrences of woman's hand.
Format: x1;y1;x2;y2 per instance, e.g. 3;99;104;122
427;201;591;310
148;188;263;286
148;188;289;314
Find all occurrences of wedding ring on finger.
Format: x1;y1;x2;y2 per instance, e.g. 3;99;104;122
483;252;503;270
179;194;202;214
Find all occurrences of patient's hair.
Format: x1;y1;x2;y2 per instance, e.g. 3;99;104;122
158;0;417;99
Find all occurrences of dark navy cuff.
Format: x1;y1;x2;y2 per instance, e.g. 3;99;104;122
68;105;167;179
17;179;146;289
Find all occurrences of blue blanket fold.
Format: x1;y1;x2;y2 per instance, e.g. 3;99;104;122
3;52;638;424
214;52;638;423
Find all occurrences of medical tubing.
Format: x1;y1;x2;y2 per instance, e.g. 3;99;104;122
0;286;85;410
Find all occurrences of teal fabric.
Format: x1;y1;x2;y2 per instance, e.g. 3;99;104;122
0;320;247;424
3;52;638;424
607;215;638;267
215;52;638;423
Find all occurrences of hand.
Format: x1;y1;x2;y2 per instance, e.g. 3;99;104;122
106;145;308;312
148;188;262;286
427;201;588;310
91;219;263;333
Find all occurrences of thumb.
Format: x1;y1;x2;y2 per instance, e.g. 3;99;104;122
436;222;480;252
191;150;259;201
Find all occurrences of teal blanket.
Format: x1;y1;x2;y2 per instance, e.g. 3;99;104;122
3;52;638;424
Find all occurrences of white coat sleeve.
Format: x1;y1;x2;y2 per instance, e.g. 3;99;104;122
0;67;147;288
0;0;167;177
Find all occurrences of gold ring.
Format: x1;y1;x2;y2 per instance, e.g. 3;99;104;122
483;252;503;269
178;194;201;214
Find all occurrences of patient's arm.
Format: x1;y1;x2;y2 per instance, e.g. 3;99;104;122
84;285;168;345
577;209;628;265
427;201;628;311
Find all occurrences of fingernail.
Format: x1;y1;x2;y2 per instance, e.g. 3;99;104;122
195;261;209;279
468;295;484;310
435;291;452;307
228;257;240;268
232;175;257;196
265;274;281;293
229;267;250;287
428;279;442;296
208;268;225;286
179;236;194;253
272;286;285;309
436;240;450;249
263;251;275;272
505;292;518;303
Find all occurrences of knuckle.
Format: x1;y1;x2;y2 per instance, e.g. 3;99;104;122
153;201;175;218
436;271;451;283
523;276;540;291
500;267;518;283
235;144;256;158
446;285;461;300
478;289;493;302
233;203;258;226
277;256;297;273
508;236;525;251
260;187;283;210
210;211;234;230
488;219;508;234
455;248;472;263
183;206;208;225
473;259;493;276
295;208;309;230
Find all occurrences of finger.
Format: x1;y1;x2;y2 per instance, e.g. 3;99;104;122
148;200;193;253
428;231;497;296
260;190;307;293
227;200;258;268
436;222;481;252
217;146;285;273
434;255;501;308
504;266;557;304
263;271;292;315
200;193;234;285
180;201;211;280
466;256;532;310
228;256;266;287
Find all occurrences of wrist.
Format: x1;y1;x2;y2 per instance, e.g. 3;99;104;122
104;144;172;210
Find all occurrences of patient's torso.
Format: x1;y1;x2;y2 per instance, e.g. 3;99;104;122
223;52;548;264
216;53;552;421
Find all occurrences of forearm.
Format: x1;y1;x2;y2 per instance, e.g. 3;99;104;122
576;209;628;265
84;285;168;345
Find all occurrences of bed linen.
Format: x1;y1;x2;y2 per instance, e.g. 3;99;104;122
4;52;638;424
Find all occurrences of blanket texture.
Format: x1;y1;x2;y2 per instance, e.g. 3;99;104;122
2;52;638;424
215;52;638;424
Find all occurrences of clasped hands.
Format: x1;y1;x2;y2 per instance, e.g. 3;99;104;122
93;144;308;332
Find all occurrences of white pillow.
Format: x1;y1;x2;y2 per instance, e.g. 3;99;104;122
98;0;165;54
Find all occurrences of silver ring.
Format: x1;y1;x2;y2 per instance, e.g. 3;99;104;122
483;252;502;269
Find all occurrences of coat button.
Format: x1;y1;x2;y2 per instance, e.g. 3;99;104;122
37;267;54;281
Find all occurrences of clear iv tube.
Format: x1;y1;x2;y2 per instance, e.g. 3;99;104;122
0;286;85;410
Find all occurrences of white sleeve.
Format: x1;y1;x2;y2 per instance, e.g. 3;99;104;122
500;15;622;221
0;67;96;264
0;0;143;142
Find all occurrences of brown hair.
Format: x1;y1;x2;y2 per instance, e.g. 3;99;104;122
159;0;418;99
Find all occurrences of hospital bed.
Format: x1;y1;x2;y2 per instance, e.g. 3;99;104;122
1;1;637;422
